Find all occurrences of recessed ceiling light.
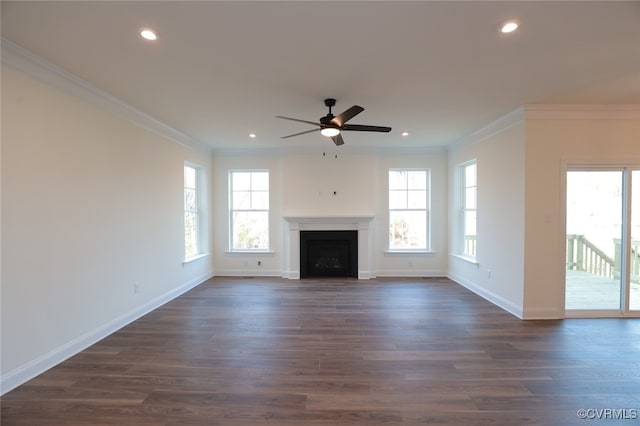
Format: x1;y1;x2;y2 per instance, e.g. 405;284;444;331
140;29;158;41
500;21;519;33
401;131;409;137
249;133;256;139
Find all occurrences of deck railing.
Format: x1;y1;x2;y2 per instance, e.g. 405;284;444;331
464;235;476;257
614;238;640;284
566;234;615;279
567;235;640;284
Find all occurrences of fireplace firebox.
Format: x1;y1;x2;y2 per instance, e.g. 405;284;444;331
300;231;358;278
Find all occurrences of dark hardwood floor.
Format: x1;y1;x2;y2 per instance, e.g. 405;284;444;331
2;277;640;425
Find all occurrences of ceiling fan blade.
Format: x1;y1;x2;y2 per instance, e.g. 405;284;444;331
281;128;321;139
331;105;364;127
331;133;345;146
342;124;392;133
275;116;321;127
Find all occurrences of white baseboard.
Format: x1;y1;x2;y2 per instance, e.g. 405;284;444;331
522;307;564;320
448;273;524;319
214;268;283;277
219;269;377;280
376;269;448;278
0;272;213;396
283;270;300;279
358;270;376;279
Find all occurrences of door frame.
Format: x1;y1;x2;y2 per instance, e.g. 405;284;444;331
560;159;640;318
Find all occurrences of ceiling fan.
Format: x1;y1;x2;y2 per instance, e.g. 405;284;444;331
276;98;392;146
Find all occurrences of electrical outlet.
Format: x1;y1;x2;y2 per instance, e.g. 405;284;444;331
133;282;140;294
258;261;262;266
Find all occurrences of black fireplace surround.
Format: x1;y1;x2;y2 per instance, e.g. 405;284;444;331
300;230;358;278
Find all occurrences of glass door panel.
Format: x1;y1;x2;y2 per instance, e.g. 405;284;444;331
631;170;640;311
565;171;623;311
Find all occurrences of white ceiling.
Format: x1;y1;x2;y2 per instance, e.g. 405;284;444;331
2;1;640;152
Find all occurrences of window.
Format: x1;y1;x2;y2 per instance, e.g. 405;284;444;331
388;169;430;250
460;161;477;257
184;164;202;259
230;170;269;250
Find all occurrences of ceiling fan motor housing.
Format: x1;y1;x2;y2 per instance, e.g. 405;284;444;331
320;115;335;126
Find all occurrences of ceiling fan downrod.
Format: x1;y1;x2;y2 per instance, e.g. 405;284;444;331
324;98;337;118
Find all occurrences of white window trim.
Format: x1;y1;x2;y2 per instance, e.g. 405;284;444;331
451;253;480;266
458;160;477;259
183;253;210;265
387;168;431;252
229;169;270;251
184;162;207;262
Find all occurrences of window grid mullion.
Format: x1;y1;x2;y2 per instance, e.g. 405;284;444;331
388;169;430;250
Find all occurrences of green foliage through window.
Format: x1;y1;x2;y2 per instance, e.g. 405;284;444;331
388;169;429;250
230;170;269;250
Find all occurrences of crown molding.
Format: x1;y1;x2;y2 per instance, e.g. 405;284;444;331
447;103;640;152
1;38;211;154
448;107;525;152
525;104;640;120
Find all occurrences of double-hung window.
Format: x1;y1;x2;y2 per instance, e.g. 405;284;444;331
184;164;202;259
460;161;477;257
388;169;430;250
230;170;269;250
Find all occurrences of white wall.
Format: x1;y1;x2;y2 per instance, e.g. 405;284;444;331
448;106;640;319
523;107;640;318
374;150;449;276
1;65;213;393
211;152;284;276
448;118;526;317
211;148;449;277
282;151;376;217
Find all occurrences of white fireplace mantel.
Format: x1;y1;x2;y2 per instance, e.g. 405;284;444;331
283;216;375;279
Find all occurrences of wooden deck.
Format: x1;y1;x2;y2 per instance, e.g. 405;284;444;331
565;270;640;310
3;276;640;425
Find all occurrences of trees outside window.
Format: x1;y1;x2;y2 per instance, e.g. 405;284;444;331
230;170;269;250
184;164;201;259
389;169;430;250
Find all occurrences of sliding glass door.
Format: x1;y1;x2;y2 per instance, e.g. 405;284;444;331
631;170;640;311
565;167;640;315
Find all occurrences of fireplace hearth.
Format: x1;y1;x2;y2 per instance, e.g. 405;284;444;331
300;230;358;278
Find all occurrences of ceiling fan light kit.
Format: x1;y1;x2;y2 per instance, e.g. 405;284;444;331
276;98;392;146
320;127;340;137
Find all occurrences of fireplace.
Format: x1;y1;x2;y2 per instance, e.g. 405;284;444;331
283;216;373;279
300;231;358;278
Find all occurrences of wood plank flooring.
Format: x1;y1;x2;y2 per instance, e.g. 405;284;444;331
2;277;640;425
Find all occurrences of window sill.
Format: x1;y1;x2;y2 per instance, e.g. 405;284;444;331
451;253;479;266
183;253;210;265
384;250;436;256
